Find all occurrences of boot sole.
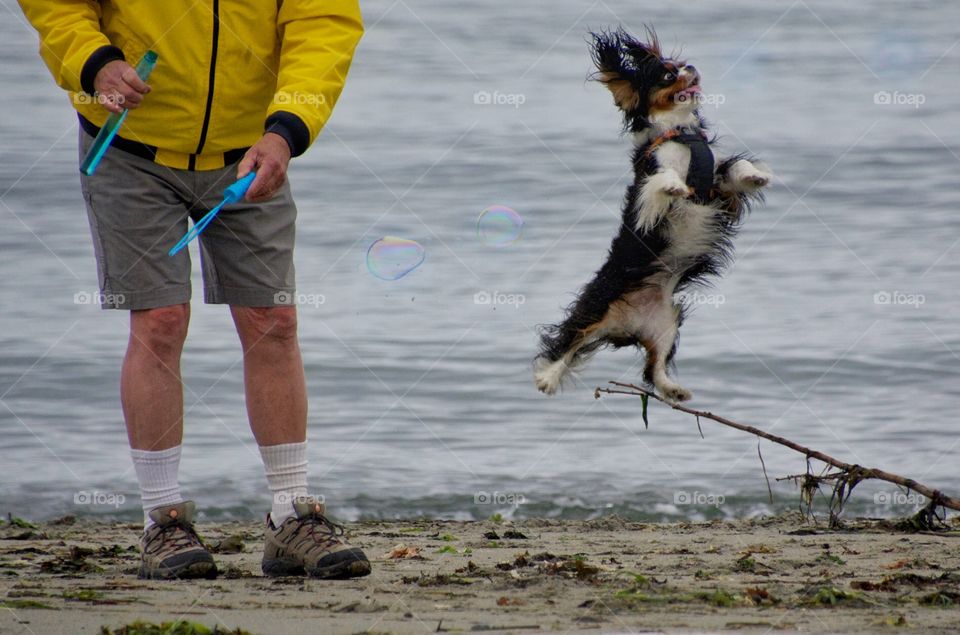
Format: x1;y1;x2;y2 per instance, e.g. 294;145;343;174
262;557;371;579
138;560;218;580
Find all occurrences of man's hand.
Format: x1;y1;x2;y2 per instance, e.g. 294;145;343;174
237;133;292;202
93;60;151;114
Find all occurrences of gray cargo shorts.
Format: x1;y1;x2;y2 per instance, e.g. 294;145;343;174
79;130;297;310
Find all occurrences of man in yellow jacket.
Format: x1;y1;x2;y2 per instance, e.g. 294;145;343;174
19;0;369;580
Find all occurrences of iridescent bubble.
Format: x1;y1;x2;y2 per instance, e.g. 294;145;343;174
872;30;926;76
366;236;425;280
477;205;523;247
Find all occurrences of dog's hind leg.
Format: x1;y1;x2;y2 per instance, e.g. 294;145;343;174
536;265;626;395
534;328;598;395
639;300;691;402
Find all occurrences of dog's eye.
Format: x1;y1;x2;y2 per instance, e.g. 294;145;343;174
660;72;676;85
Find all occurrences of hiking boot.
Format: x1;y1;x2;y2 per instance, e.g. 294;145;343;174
138;501;217;580
262;497;371;579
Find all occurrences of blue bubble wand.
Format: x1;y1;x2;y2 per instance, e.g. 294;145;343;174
80;50;159;176
168;172;257;256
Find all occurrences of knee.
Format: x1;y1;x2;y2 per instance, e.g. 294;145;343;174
131;304;189;355
235;306;299;344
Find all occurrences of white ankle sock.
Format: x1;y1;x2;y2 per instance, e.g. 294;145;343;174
258;441;309;526
130;445;183;529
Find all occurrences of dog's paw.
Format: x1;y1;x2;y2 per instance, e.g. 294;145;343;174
730;160;772;191
656;380;692;403
741;172;770;188
637;170;691;231
533;357;565;395
535;377;559;395
659;172;692;198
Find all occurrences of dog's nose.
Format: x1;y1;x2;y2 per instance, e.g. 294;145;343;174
685;64;696;75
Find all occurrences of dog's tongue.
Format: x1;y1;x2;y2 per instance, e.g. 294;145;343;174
681;84;702;95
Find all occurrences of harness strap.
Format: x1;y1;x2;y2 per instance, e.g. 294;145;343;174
645;127;715;204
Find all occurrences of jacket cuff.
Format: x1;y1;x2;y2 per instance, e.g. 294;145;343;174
265;111;310;157
80;45;126;95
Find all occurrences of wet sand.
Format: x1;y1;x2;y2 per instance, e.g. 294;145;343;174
2;512;959;634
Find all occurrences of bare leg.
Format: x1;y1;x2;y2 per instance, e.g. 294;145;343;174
230;306;307;446
122;304;190;451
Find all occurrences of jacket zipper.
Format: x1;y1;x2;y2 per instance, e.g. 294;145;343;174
194;0;220;162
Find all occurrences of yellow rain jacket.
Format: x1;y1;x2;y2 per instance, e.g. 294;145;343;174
18;0;363;170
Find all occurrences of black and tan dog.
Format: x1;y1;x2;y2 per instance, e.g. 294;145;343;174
534;28;771;402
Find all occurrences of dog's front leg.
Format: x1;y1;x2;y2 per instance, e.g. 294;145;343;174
717;156;772;194
638;169;690;228
636;141;694;232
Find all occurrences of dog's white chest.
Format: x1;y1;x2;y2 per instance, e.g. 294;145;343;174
656;142;692;181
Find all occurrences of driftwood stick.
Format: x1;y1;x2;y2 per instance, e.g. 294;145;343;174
595;381;960;513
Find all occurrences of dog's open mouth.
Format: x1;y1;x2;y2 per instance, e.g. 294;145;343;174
675;81;701;100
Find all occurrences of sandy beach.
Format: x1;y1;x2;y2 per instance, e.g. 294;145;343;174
1;512;959;634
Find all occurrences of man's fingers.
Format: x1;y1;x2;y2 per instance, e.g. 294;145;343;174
246;161;285;201
122;69;151;94
238;134;290;201
93;60;151;114
237;152;258;180
100;100;123;114
246;170;272;200
120;88;143;108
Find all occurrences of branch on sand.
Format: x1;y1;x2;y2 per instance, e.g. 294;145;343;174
595;381;958;529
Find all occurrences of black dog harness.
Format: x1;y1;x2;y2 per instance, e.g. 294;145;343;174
646;127;715;204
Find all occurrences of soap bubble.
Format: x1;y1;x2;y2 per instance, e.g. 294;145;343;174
477;205;523;247
366;236;425;280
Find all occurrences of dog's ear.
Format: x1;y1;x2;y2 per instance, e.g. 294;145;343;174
590;30;642;112
624;26;663;65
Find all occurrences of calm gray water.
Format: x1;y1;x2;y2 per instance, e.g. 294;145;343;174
1;0;958;523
